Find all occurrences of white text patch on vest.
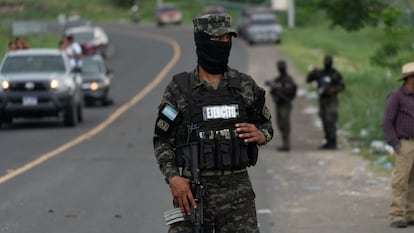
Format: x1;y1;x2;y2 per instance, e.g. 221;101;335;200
203;104;239;120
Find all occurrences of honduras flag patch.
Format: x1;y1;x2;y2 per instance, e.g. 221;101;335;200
162;104;178;121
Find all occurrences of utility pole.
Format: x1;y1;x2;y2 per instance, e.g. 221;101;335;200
288;0;295;28
157;0;163;8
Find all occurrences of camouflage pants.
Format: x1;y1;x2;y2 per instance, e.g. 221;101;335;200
168;172;259;233
319;97;338;141
276;102;292;146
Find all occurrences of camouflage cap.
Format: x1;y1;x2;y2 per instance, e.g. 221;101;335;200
193;14;238;37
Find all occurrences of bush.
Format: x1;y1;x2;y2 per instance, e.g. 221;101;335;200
109;0;133;7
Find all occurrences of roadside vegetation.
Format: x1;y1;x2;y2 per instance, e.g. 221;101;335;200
1;0;412;163
280;0;413;149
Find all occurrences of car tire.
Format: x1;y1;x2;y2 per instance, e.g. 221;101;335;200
63;103;77;127
77;103;83;123
104;99;114;106
0;115;12;128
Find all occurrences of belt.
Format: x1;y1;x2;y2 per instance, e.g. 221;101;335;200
182;168;247;177
400;137;414;141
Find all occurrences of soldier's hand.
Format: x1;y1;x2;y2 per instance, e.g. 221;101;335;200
235;123;266;145
328;86;336;94
168;176;196;215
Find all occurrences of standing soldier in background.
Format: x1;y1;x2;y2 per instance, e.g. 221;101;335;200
153;14;273;232
266;60;297;151
306;55;345;149
381;62;414;228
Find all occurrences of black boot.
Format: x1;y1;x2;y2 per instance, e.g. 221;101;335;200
318;138;337;150
277;135;290;151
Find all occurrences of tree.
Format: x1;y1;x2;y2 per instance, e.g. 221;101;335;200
317;0;390;31
317;0;414;72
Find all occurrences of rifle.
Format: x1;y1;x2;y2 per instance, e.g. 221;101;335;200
163;133;204;232
189;142;204;233
265;80;290;102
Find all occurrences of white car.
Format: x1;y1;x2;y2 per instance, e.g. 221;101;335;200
0;49;84;127
64;26;109;57
238;8;282;45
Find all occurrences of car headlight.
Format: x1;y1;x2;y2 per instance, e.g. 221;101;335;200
50;79;59;89
1;80;9;90
50;78;74;92
90;82;99;91
83;81;106;91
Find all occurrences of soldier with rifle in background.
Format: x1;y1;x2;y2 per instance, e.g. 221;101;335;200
306;55;345;149
266;60;297;151
153;14;273;233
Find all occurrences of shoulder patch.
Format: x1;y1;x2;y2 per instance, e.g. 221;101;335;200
156;119;170;132
161;104;178;121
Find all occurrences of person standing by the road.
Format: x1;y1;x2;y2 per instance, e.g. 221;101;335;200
306;55;345;149
153;14;273;233
381;61;414;228
7;41;18;51
64;35;83;72
266;60;297;151
14;37;30;50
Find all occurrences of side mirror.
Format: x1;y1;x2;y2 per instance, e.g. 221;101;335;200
106;69;114;78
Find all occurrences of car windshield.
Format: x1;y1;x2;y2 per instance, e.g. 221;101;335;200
72;31;94;41
203;7;225;15
251;13;277;25
82;57;103;75
1;55;65;74
65;20;86;29
160;6;177;13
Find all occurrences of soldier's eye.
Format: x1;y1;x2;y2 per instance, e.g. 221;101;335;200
210;35;231;42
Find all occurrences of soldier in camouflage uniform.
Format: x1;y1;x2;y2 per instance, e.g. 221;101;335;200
153;14;273;233
266;60;297;151
306;55;345;149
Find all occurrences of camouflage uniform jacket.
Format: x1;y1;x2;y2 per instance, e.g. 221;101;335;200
153;67;274;183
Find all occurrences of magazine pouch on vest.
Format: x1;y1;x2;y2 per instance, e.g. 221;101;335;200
199;137;216;169
248;143;258;166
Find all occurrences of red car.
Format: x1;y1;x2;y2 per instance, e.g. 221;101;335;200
155;4;182;26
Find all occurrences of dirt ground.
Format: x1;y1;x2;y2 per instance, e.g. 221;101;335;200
245;43;410;233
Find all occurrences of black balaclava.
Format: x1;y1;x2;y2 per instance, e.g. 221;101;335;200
277;60;287;76
195;32;232;74
323;55;333;71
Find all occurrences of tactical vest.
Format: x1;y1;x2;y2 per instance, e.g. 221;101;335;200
174;72;258;170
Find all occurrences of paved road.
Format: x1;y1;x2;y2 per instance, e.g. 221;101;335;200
0;22;405;233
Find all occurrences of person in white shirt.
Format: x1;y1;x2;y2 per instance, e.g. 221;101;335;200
65;35;83;72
